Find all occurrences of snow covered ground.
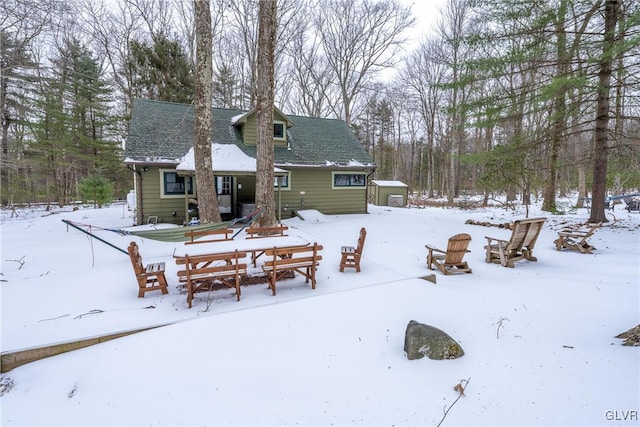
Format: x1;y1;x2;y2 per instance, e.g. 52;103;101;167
1;199;638;426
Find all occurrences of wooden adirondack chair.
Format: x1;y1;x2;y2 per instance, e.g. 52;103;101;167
425;233;472;275
127;242;169;297
484;217;547;268
339;227;366;272
554;222;601;254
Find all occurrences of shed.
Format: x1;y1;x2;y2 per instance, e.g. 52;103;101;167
370;180;409;207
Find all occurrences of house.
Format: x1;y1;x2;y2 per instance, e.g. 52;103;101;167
124;98;376;225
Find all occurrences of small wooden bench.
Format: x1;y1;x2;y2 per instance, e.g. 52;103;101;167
262;243;323;296
175;250;248;308
127;242;169;298
245;224;289;239
184;228;233;244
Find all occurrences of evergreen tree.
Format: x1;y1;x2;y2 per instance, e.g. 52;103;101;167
32;38;121;204
128;34;195;103
0;31;38;204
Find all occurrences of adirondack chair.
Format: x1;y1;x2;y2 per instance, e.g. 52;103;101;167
127;242;169;297
484;217;547;268
425;233;472;275
339;227;366;272
554;222;601;254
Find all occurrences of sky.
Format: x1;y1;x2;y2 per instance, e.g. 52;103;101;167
382;0;447;81
1;196;639;426
401;0;448;45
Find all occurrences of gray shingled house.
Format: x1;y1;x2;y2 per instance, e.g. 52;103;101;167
124;98;376;225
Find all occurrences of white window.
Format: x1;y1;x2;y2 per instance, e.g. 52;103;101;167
274;172;290;190
216;176;232;195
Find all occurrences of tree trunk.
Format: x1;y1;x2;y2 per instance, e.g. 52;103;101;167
589;0;619;223
193;0;221;224
255;0;278;227
542;0;568;212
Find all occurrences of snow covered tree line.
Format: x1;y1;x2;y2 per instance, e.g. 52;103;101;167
2;0;638;218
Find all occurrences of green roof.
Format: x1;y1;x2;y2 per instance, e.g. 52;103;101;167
125;98;374;168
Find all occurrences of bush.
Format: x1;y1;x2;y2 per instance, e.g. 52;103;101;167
78;176;114;208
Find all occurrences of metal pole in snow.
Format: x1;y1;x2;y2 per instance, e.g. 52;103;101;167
62;219;129;256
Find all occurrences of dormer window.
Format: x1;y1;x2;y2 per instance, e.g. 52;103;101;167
233;107;293;146
273;121;286;140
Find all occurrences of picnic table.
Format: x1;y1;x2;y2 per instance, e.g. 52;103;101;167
172;235;314;307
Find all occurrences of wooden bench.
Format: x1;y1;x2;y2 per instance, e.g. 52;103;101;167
127;242;169;298
262;243;323;296
184;228;234;244
485;217;547;268
175;250;248;308
245;224;288;239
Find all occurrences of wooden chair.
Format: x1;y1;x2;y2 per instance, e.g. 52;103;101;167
127;242;169;298
339;227;366;272
554;222;601;254
484;217;547;268
425;233;472;275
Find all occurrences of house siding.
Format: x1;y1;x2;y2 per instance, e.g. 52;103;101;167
139;167;189;225
242;115;258;145
277;169;367;218
135;167;368;224
242;110;289;147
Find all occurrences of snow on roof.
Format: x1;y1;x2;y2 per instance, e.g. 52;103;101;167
176;144;286;173
371;180;408;187
230;113;245;125
124;157;181;164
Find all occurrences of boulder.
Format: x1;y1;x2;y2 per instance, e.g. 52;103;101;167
404;320;464;360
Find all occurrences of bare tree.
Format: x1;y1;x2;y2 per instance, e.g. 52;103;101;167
314;0;414;126
222;0;300;109
255;0;277;227
435;0;476;202
401;38;446;198
281;7;335;117
193;0;220;223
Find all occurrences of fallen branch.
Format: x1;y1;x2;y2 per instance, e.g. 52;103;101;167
74;309;104;319
437;377;471;427
465;219;513;230
495;317;509;339
6;256;26;270
38;314;70;322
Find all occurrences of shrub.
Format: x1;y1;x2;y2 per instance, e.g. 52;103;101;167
78;176;114;208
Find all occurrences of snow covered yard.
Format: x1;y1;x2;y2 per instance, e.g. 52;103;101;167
1;200;638;426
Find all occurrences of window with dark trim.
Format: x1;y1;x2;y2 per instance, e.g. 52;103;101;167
333;173;366;188
274;122;285;139
274;173;290;189
163;172;193;195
